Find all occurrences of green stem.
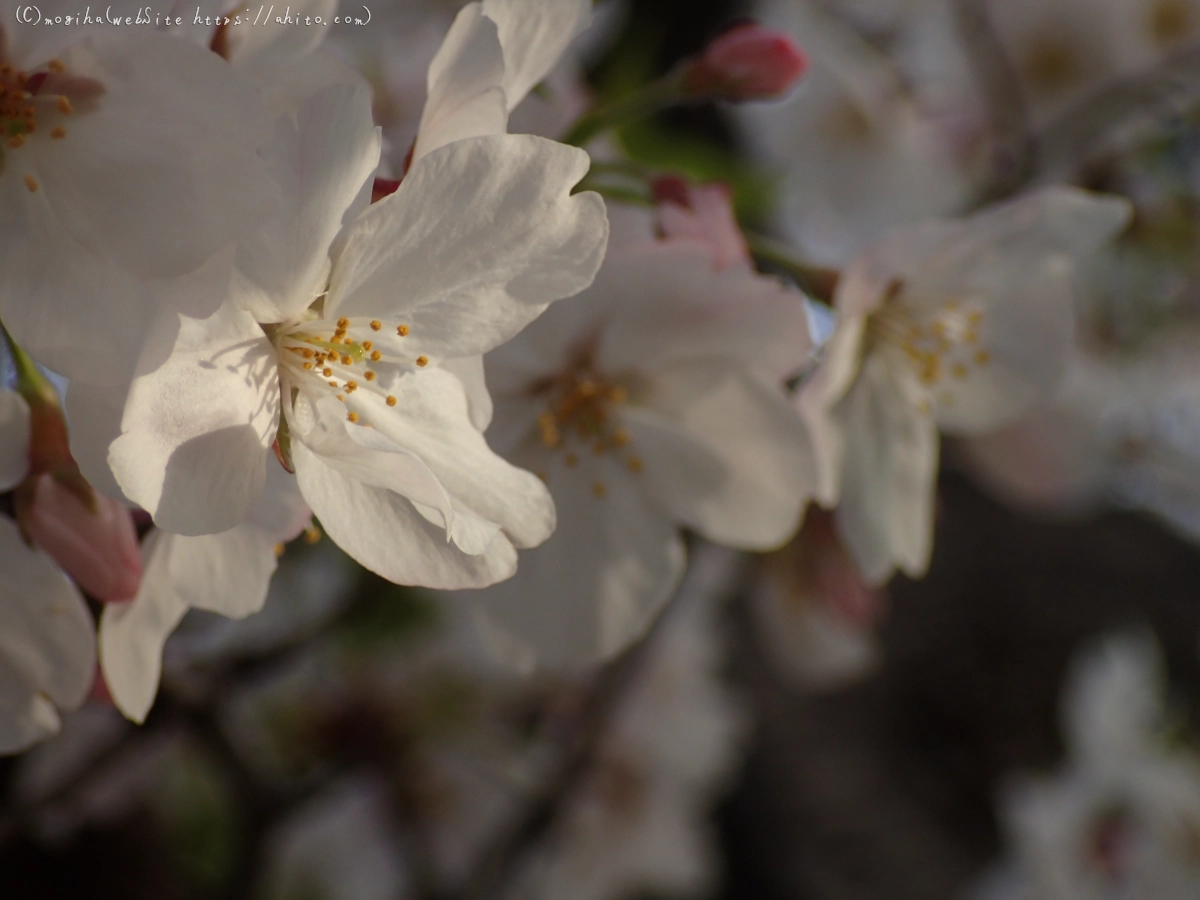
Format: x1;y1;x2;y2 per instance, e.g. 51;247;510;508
744;233;840;304
561;75;684;147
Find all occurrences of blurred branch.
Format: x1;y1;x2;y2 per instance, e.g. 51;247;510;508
954;0;1036;204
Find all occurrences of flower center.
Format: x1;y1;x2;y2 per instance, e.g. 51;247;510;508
867;287;991;408
0;57;102;192
274;316;425;420
1150;0;1194;47
530;357;644;496
1020;34;1085;98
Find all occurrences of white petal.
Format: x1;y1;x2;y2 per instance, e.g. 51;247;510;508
292;438;519;589
462;450;685;670
412;3;508;162
108;303;279;536
233;82;381;323
0;196;235;384
64;380;128;501
834;355;939;584
99;530;187;724
327;134;607;359
350;368;555;549
623;360;813;550
441;355;494;432
481;0;592;111
40;34;277;278
0;517;95;746
0;391;30;491
595;243;813;382
223;0;339;71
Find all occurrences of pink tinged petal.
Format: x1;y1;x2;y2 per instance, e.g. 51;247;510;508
412;4;508;163
480;0;592;111
28;474;141;603
39;34;278;279
292;437;518;589
652;177;750;271
622;360;813;550
596;243;813;383
327;134;608;359
233;82;381;324
108;303;279;536
350;368;555;549
462;451;686;671
0;390;31;491
834;355;939;585
0;516;95;751
99;530;186;724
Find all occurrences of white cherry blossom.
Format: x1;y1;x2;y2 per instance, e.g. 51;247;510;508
799;187;1131;584
90;80;607;591
462;199;812;669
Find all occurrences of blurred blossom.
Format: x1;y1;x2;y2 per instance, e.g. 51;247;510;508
462;193;813;669
509;558;748;900
0;516;95;754
740;0;984;264
800;187;1130;584
973;632;1200;900
749;508;884;690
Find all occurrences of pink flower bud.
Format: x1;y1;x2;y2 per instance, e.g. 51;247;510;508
28;474;142;603
683;23;808;101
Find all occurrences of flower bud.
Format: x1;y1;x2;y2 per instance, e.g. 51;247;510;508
28;474;142;603
683;23;808;101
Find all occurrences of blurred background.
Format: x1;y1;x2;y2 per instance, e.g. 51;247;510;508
10;0;1200;897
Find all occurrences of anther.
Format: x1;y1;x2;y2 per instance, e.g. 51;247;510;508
23;175;38;193
592;481;607;498
370;350;382;362
370;320;382;331
50;126;65;139
362;341;373;351
416;356;429;367
47;59;65;73
340;354;352;365
345;381;358;392
627;456;644;473
397;324;409;336
386;396;397;407
347;412;359;423
337;318;349;329
364;371;376;381
323;367;333;377
57;97;72;114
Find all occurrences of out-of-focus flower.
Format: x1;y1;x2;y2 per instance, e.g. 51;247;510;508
800;187;1131;584
681;22;808;101
0;515;95;754
651;176;750;271
749;508;885;690
510;555;748;900
463;193;812;669
973;632;1200;900
98;464;310;723
740;0;984;265
0;5;277;382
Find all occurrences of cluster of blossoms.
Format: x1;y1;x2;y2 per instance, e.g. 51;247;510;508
7;0;1199;892
0;0;1135;739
